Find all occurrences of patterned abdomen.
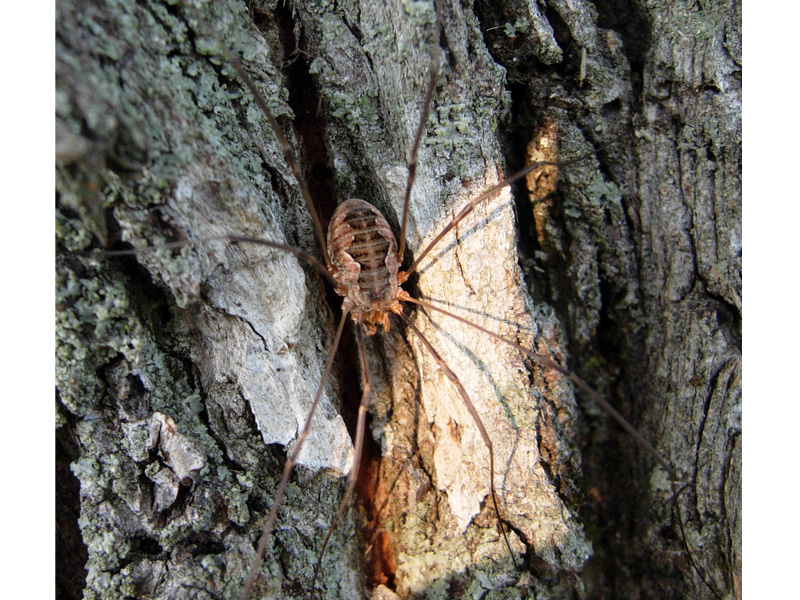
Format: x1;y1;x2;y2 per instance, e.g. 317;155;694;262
327;199;401;321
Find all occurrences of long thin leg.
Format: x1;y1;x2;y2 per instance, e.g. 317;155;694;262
240;310;349;600
405;295;724;600
224;50;332;270
396;311;518;567
400;150;601;280
403;295;670;473
397;0;444;262
91;235;334;285
309;325;373;598
396;48;441;262
182;6;332;271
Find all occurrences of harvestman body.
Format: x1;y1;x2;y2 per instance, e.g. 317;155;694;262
327;198;404;334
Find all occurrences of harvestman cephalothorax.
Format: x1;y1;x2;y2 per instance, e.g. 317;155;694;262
56;1;736;599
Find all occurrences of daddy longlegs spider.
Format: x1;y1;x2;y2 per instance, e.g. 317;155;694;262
57;1;739;599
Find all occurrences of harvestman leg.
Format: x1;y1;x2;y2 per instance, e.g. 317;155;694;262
240;311;349;599
397;312;516;559
309;326;373;593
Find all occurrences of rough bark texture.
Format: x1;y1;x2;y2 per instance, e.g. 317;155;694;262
56;1;741;599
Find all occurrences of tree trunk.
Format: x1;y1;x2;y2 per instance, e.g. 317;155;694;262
56;1;740;599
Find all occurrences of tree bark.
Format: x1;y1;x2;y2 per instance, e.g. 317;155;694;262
56;1;740;599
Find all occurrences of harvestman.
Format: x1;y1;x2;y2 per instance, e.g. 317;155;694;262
199;29;718;600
